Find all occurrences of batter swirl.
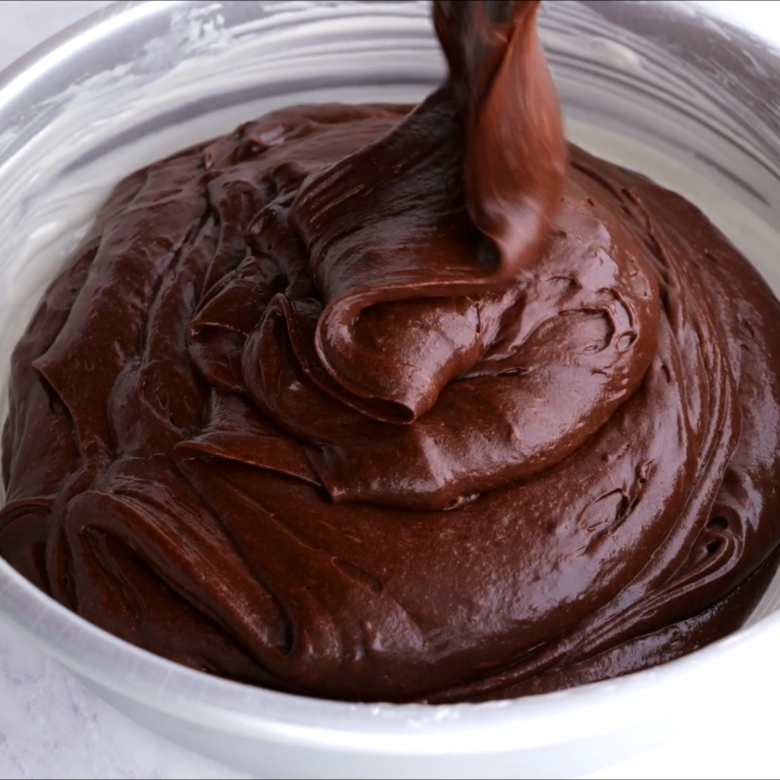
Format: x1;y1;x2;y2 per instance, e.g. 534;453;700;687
3;0;780;702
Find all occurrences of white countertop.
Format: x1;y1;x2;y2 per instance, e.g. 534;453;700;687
1;2;780;779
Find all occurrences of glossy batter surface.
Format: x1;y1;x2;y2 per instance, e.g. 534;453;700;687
3;0;780;702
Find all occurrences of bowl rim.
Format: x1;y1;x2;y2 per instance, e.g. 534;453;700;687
2;0;780;754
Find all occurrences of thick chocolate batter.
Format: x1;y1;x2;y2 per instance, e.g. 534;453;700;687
3;0;780;703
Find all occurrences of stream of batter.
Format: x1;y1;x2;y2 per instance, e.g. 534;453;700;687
2;0;780;702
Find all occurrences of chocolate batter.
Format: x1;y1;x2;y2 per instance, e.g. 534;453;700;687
2;0;780;702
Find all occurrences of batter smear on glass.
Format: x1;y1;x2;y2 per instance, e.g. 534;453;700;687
3;0;780;702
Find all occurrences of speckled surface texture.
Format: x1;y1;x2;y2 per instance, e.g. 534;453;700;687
0;2;779;778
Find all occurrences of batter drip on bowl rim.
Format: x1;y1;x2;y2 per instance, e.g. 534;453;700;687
2;0;780;702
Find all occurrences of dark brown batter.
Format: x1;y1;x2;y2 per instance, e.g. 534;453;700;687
2;0;780;703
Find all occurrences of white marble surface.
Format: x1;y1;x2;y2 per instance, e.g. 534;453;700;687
0;1;110;67
2;2;780;779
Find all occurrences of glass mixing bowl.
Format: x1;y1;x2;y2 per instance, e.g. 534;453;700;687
2;2;780;777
